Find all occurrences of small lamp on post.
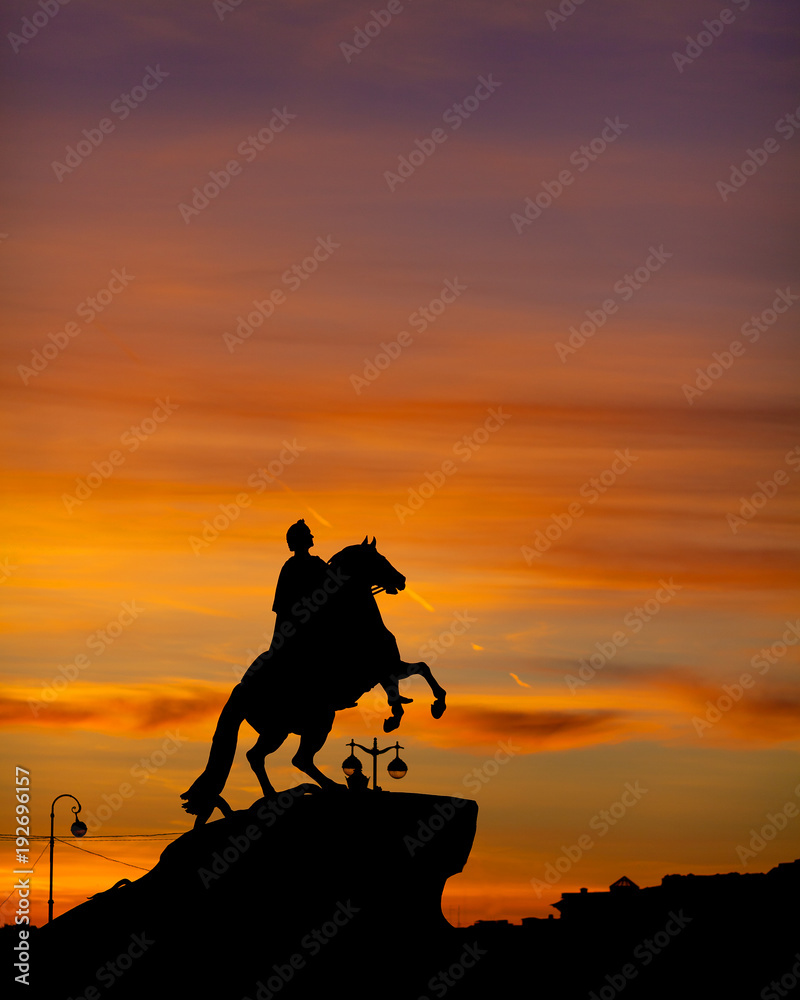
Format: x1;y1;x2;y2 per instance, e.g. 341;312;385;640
341;749;361;778
342;738;408;791
48;794;87;924
387;752;408;779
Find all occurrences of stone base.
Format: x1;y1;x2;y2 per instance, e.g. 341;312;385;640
33;788;478;1000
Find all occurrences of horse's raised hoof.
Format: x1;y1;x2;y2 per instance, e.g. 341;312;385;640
431;696;446;719
383;714;401;733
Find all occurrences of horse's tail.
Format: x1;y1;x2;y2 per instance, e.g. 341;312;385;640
180;685;247;819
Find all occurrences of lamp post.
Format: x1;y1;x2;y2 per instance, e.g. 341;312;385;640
48;793;87;923
342;738;408;792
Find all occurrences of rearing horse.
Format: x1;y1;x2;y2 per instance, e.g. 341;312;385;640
181;537;446;825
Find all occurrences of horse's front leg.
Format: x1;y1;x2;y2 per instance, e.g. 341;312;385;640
400;660;447;718
380;678;413;706
380;669;413;733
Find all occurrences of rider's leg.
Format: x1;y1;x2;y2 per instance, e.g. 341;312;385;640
246;730;289;798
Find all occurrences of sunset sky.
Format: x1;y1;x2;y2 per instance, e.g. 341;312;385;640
1;0;798;927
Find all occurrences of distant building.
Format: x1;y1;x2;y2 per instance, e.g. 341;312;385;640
552;858;800;925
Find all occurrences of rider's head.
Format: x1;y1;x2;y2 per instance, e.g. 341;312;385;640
286;519;314;553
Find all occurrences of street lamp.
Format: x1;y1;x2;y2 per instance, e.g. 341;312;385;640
48;793;87;923
342;738;408;792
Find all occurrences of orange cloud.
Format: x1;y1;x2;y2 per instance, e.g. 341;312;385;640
0;681;227;736
0;681;657;755
647;669;800;746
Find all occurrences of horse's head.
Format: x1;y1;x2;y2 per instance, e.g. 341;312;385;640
330;537;406;595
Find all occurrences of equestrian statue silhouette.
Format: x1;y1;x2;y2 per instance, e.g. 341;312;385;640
181;527;446;826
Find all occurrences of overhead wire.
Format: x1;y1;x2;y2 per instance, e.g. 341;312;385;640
53;837;152;871
0;832;180;841
0;834;161;910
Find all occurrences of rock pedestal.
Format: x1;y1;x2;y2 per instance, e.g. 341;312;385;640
34;789;478;1000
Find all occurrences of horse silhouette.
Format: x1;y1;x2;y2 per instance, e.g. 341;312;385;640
181;537;446;825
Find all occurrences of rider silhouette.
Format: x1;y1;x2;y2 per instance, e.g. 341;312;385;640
266;519;337;705
272;519;329;637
